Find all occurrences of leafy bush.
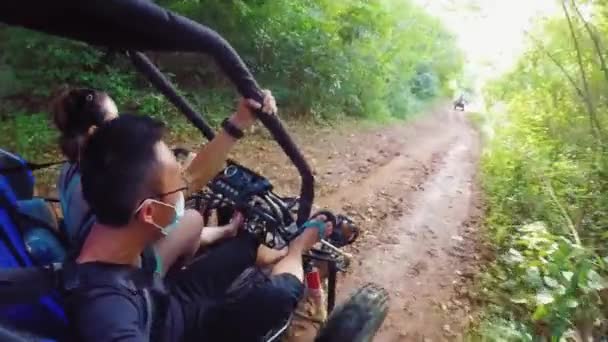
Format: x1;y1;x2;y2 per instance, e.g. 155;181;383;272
0;112;57;160
478;1;608;339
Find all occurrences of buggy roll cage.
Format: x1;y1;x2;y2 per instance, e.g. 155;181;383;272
0;0;314;225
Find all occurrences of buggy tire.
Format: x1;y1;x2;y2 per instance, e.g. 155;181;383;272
314;283;389;342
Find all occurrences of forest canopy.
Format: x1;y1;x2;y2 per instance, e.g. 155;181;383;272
0;0;463;122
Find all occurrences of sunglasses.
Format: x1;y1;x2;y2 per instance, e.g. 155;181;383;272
152;186;188;200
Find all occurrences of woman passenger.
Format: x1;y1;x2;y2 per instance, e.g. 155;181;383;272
51;87;244;274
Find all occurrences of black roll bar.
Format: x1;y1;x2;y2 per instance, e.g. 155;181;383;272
129;51;216;141
0;0;315;225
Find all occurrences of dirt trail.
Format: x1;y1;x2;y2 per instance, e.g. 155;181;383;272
321;110;482;341
231;107;483;341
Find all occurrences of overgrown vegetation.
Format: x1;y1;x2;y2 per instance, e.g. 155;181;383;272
0;0;462;159
476;1;608;339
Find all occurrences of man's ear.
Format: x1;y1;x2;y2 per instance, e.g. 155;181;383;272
136;200;156;225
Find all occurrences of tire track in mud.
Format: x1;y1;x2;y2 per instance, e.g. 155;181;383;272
317;110;482;341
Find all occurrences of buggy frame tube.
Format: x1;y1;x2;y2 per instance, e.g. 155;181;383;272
327;260;337;312
304;253;338;314
129;51;216;140
252;111;314;227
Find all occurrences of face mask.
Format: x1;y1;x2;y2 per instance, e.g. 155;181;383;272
139;191;185;236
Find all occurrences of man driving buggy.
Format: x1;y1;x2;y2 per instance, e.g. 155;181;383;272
65;92;335;342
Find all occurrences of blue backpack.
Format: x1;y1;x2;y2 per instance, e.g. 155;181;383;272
0;149;68;340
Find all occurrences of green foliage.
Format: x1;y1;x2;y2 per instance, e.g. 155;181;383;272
410;64;441;100
0;27;138;99
0;112;57;161
0;1;462;161
167;0;463;118
479;1;608;339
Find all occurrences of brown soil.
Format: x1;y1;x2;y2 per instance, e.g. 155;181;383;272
226;107;484;341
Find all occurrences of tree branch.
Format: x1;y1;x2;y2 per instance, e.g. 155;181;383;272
562;0;604;142
525;31;600;141
525;32;585;99
570;0;608;88
544;177;582;246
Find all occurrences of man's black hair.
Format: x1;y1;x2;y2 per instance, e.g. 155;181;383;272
80;113;165;226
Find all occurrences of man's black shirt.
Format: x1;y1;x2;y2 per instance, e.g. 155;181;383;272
64;234;304;342
63;261;176;342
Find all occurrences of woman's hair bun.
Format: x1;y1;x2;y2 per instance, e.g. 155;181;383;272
50;86;112;161
51;87;107;137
